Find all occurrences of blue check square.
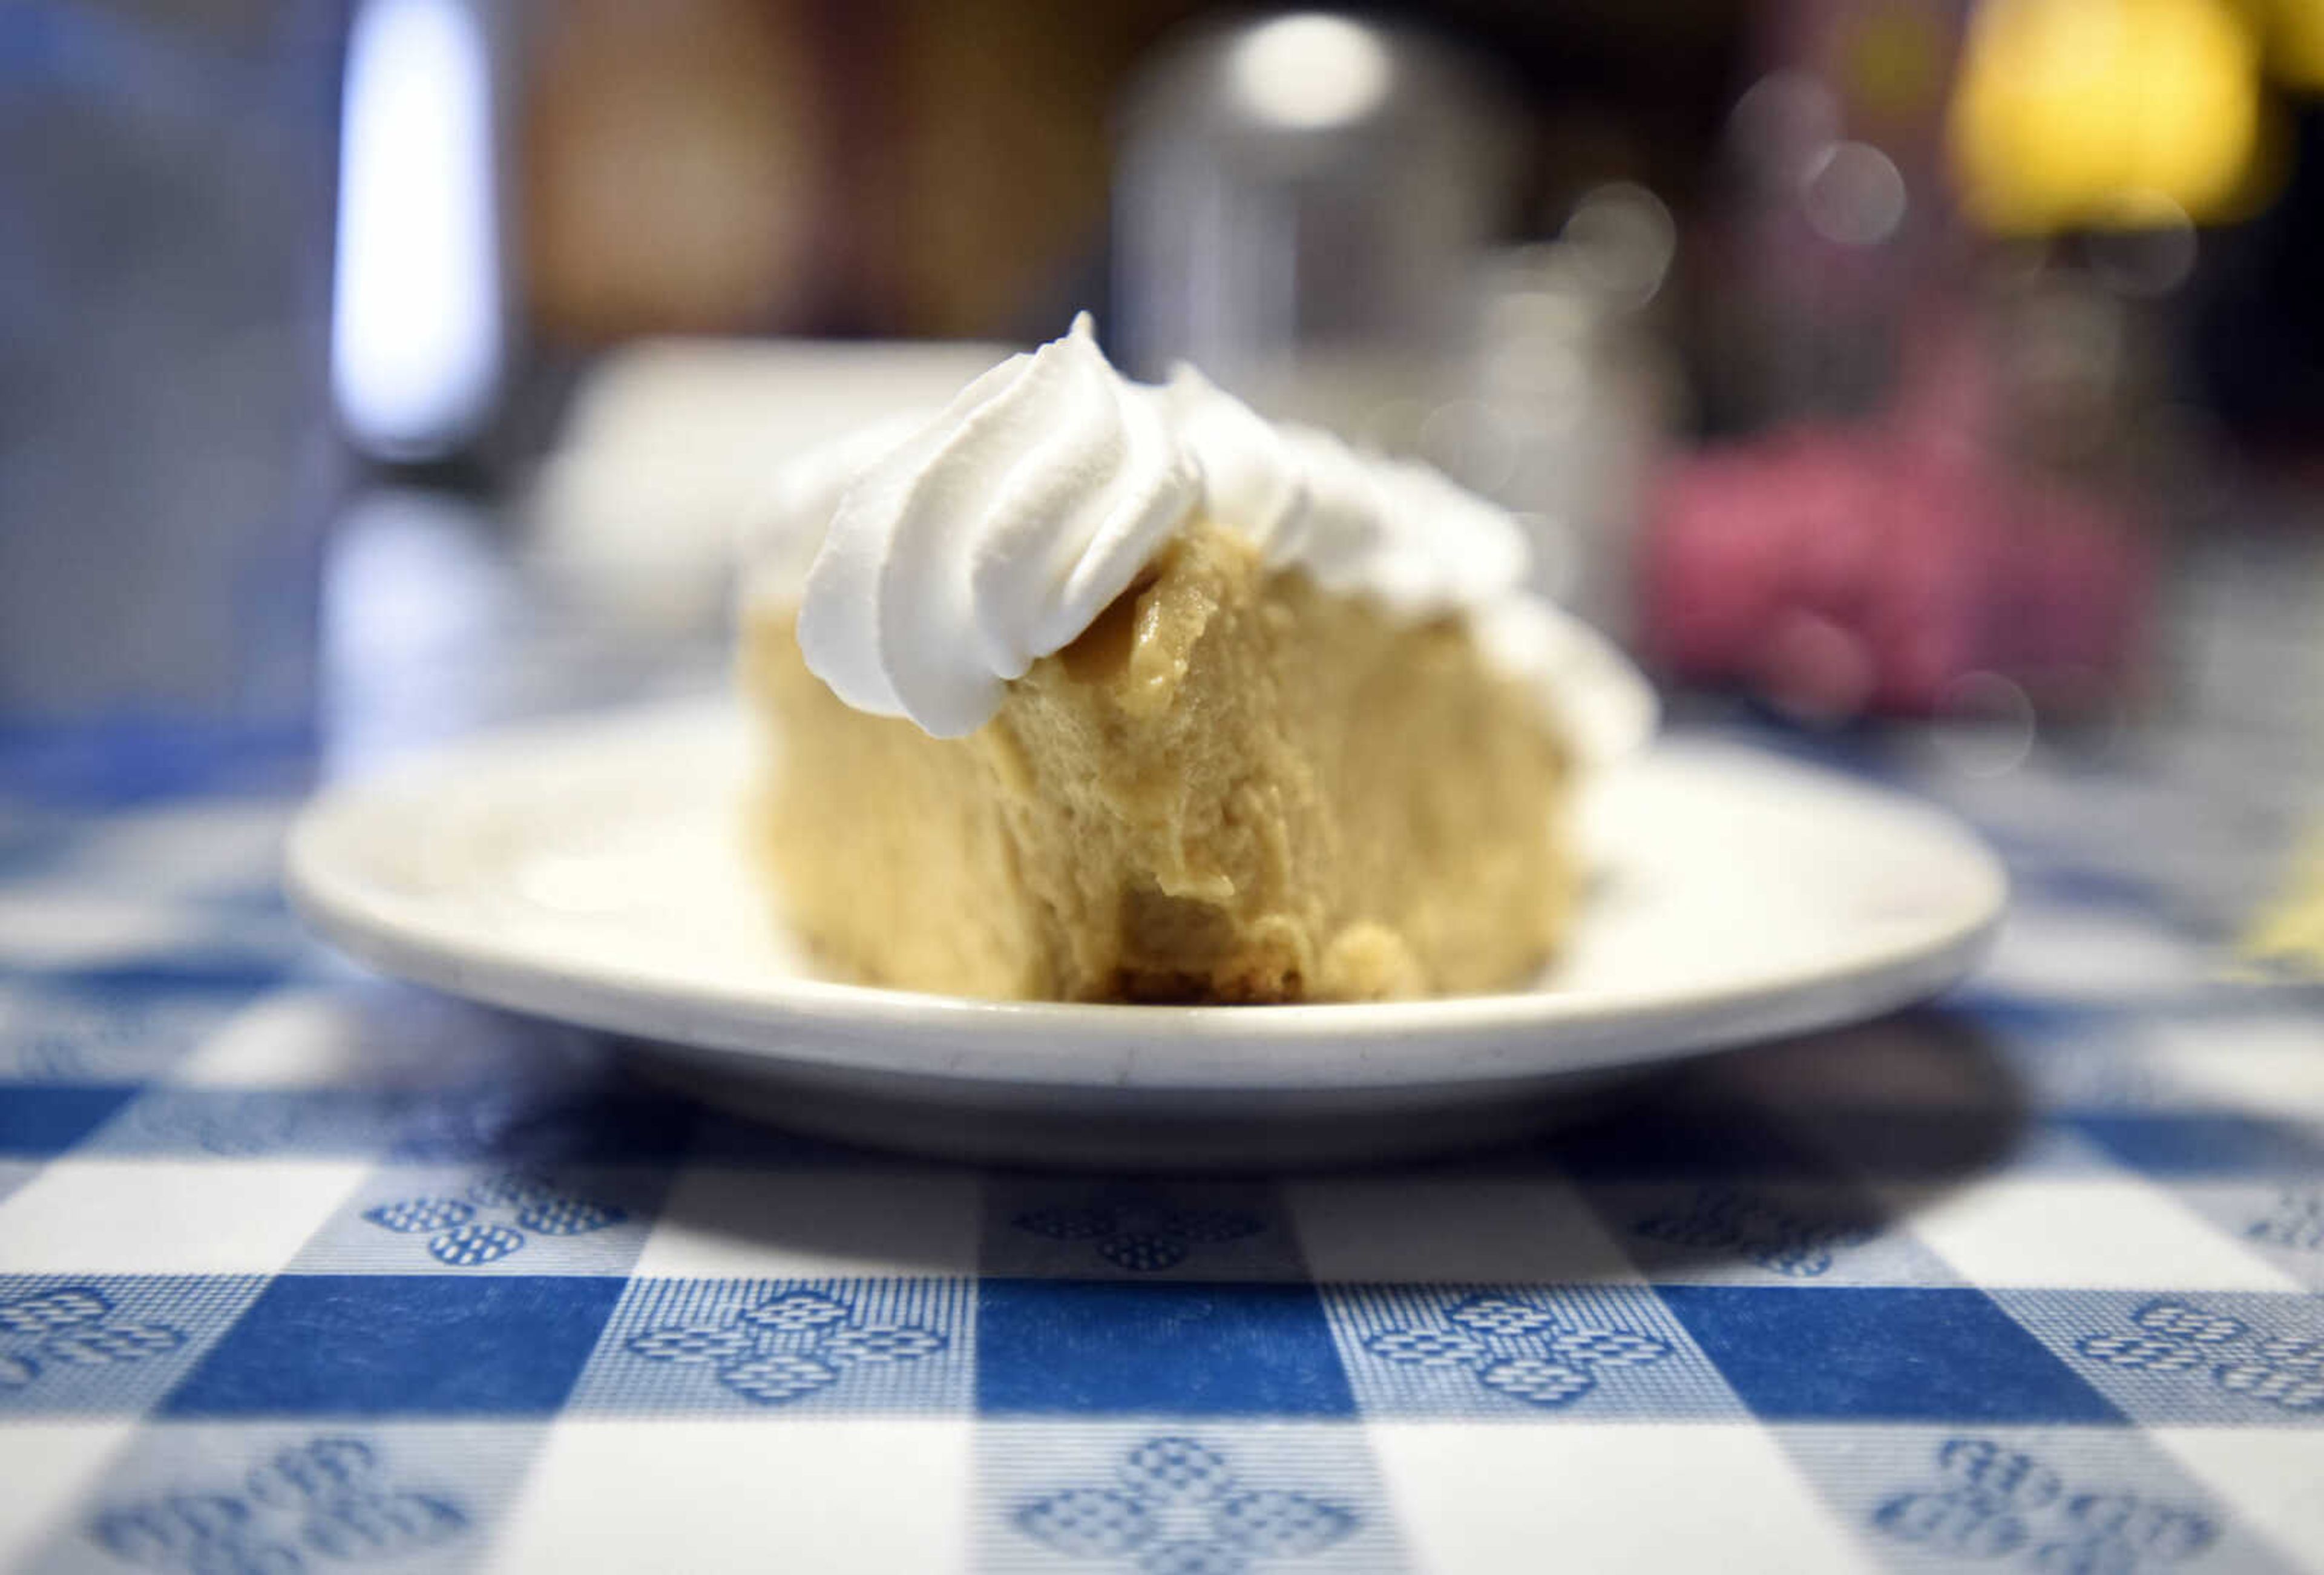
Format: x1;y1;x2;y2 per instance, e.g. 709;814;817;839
976;1280;1354;1417
51;960;295;995
0;1085;136;1155
1657;1286;2125;1423
2070;1115;2324;1177
162;1275;625;1417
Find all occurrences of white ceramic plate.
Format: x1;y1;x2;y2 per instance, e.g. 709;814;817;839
286;701;2006;1168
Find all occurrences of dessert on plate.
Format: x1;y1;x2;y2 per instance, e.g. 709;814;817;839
738;316;1652;1003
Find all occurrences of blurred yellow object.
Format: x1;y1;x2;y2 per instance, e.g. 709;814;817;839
1950;0;2267;231
2236;823;2324;982
2260;0;2324;88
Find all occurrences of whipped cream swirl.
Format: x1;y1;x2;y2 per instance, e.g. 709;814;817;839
755;317;1655;760
1158;366;1310;564
1280;426;1531;618
798;314;1198;738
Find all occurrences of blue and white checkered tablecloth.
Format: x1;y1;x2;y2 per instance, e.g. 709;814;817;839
0;727;2318;1575
2;508;2322;1574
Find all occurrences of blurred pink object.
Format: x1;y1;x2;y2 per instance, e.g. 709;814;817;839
1643;424;2150;720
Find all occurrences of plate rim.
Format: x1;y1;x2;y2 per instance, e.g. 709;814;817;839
285;702;2009;1092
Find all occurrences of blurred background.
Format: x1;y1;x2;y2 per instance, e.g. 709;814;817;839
3;0;2322;962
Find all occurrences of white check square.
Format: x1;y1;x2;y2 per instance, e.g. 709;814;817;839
1874;1174;2304;1291
487;1418;970;1575
2144;1016;2324;1122
0;1421;136;1569
0;1159;367;1274
2153;1429;2324;1574
1371;1422;1864;1574
0;893;210;972
172;991;375;1088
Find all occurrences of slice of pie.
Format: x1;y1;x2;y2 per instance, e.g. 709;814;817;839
737;316;1652;1002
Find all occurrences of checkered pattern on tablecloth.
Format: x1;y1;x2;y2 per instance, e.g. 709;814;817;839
1;746;2321;1575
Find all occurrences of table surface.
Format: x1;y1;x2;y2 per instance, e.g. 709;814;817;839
0;501;2321;1574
